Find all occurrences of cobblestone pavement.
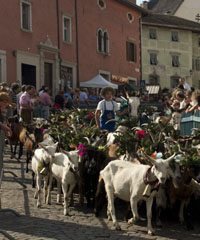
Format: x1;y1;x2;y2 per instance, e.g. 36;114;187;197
0;147;200;240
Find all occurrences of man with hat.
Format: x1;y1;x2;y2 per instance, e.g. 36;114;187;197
95;87;127;132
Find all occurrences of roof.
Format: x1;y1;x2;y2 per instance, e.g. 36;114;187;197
146;85;160;94
115;0;149;14
142;14;200;32
147;0;183;15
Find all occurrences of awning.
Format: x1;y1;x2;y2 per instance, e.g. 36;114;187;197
112;75;128;84
146;85;160;94
80;75;118;89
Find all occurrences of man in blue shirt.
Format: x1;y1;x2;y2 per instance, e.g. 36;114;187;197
64;88;73;109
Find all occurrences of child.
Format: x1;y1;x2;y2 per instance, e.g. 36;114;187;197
167;101;190;131
95;87;127;132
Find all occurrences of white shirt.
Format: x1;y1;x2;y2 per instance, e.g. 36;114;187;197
39;90;44;96
183;82;191;92
97;100;119;116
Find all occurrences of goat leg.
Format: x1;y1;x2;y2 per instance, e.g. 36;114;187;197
184;202;194;230
18;142;23;160
10;144;14;159
32;172;36;188
26;153;29;173
94;177;106;217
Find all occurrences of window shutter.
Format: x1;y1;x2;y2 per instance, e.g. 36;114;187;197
126;42;130;61
134;44;137;62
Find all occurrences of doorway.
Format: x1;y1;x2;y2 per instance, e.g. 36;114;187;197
21;64;36;87
44;62;53;92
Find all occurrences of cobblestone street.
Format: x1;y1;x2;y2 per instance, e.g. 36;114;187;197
0;147;200;240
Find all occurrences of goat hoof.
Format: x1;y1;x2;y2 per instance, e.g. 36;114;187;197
37;203;41;208
114;223;121;231
148;230;155;236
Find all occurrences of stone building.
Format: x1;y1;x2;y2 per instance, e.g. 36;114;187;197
141;14;200;88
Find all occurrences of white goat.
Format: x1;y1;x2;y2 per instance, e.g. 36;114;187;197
46;150;79;216
100;152;175;235
106;126;127;146
32;142;58;207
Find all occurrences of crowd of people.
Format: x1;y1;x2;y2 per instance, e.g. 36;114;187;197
0;83;104;124
0;77;200;132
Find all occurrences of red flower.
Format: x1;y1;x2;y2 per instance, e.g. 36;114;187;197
88;113;93;119
54;104;61;110
137;131;146;139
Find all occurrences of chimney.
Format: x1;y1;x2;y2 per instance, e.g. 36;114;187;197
141;1;149;9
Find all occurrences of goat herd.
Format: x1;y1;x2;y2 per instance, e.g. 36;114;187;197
5;110;200;236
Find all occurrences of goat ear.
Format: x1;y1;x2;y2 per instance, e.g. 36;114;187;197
141;151;157;165
166;153;176;163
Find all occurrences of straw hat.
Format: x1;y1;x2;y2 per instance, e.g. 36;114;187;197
100;87;115;98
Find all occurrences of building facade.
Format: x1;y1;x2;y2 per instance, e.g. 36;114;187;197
141;14;200;89
0;0;145;94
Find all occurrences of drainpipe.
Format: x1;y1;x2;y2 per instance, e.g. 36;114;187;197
75;0;80;87
139;16;143;85
56;0;62;90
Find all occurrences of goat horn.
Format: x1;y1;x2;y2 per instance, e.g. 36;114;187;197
125;90;130;100
141;151;156;165
105;119;118;125
166;153;176;163
84;137;91;145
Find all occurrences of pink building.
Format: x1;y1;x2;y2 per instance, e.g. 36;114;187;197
0;0;145;94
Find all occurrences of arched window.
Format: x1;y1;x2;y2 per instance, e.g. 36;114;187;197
103;31;109;54
97;29;103;52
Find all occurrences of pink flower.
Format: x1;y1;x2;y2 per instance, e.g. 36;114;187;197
137;131;146;139
41;128;45;133
115;141;120;146
88;113;93;119
78;144;87;156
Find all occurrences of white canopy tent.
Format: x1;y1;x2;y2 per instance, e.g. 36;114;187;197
80;75;118;89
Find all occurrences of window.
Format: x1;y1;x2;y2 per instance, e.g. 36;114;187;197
196;58;200;71
172;55;180;67
61;66;73;91
150;53;158;65
97;29;103;52
63;16;72;43
99;70;110;81
0;59;2;83
149;29;157;39
21;1;32;31
103;31;109;54
172;32;179;42
149;75;160;85
126;42;136;62
97;29;109;54
0;50;6;83
98;0;106;9
127;13;134;23
171;76;180;88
